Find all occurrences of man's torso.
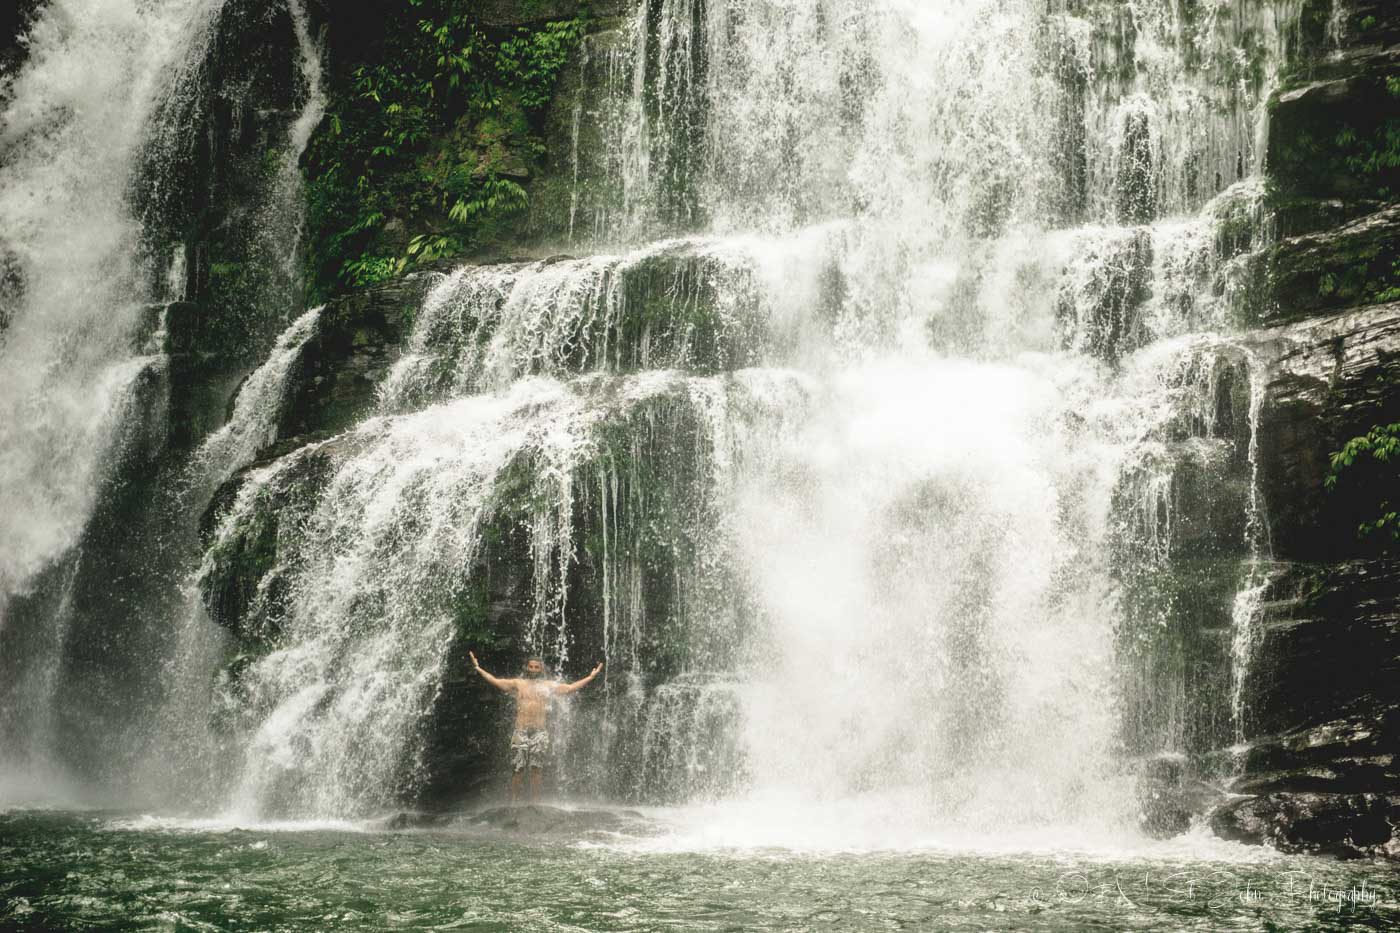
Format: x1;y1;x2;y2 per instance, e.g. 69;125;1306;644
512;679;556;729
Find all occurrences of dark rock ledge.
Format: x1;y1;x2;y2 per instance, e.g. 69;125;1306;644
1208;304;1400;858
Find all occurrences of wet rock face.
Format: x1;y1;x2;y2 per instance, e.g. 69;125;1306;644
1212;792;1400;860
279;273;431;438
1253;303;1400;564
1217;313;1400;857
1241;561;1400;743
1269;68;1400;206
1265;208;1400;325
1137;755;1225;839
136;0;305;356
1214;0;1400;855
0;0;40;75
1233;701;1400;799
1055;229;1153;362
471;1;633;27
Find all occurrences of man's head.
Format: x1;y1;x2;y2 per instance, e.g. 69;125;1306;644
523;657;545;679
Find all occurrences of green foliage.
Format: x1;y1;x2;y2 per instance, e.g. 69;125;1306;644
404;232;466;265
1313;246;1400;306
1339;119;1400;182
1377;259;1400;304
495;19;585;110
343;255;399;288
1326;423;1400;544
303;2;585;299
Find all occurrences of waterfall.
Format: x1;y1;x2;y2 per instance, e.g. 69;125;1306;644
265;0;325;297
191;307;322;489
1228;347;1273;747
203;370;806;817
137;10;331;807
0;0;224;618
0;0;1309;834
0;0;332;807
377;233;822;411
175;0;1311;831
0;0;227;799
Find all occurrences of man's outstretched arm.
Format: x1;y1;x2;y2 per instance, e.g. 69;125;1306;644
470;651;514;692
555;661;604;695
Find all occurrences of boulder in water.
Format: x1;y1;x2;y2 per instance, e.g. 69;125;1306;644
378;811;457;831
466;804;654;837
1210;792;1400;859
378;804;657;839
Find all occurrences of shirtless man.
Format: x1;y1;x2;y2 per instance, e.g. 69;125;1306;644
469;651;603;803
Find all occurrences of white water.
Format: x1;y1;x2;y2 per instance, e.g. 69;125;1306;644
0;0;336;808
263;0;325;294
378;231;831;411
0;0;225;614
207;370;805;818
1229;346;1273;745
0;0;229;803
191;307;321;488
179;0;1307;837
0;0;1304;845
141;12;332;800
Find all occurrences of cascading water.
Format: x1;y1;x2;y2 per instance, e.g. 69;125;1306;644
191;307;322;490
0;0;228;799
0;0;224;616
0;0;1308;846
176;0;1309;836
202;368;808;817
263;0;325;298
0;0;331;807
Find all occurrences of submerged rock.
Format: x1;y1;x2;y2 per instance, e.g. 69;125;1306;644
467;804;655;836
379;804;657;839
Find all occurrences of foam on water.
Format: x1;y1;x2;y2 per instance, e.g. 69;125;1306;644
603;799;1288;862
108;813;368;835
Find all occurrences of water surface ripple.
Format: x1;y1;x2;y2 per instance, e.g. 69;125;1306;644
3;810;1398;931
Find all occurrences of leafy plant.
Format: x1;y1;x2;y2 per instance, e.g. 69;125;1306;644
301;2;586;299
1326;423;1400;543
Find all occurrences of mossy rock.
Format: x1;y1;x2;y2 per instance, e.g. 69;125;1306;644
279;272;435;438
472;0;632;27
1265;206;1400;323
199;444;338;650
1267;70;1400;204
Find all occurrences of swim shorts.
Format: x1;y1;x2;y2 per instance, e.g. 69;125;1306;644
510;728;549;772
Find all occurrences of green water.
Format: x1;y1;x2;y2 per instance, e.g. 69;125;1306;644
2;810;1398;931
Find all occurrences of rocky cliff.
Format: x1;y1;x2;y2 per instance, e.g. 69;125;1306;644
1206;0;1400;858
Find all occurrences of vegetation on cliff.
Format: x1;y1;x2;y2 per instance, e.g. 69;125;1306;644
1327;422;1400;546
302;0;585;300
